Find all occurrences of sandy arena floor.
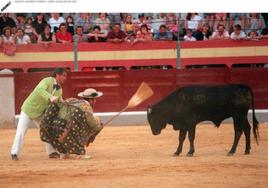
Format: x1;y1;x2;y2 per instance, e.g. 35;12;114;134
0;123;268;188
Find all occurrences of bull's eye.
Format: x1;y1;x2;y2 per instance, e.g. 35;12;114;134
147;107;152;114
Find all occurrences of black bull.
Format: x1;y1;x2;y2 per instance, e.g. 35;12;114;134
147;84;259;156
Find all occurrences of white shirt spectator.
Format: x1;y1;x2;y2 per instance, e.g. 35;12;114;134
16;34;31;44
187;15;202;30
48;16;65;32
184;35;197;41
230;31;246;40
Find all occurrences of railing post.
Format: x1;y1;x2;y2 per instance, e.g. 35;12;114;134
73;35;79;71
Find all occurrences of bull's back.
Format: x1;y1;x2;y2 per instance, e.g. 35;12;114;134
155;84;253;123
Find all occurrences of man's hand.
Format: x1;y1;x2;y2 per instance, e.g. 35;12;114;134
50;96;59;103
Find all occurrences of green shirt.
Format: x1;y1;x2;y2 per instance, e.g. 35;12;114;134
21;77;63;119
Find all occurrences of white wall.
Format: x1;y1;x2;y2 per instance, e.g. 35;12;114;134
0;69;15;128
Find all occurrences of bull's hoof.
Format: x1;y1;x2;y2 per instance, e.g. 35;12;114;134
173;152;181;156
227;152;234;156
244;151;250;155
186;153;194;157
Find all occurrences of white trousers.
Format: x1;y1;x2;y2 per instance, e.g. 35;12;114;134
11;111;57;156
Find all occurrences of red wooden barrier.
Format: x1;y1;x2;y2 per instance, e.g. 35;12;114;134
2;40;268;72
14;68;268;114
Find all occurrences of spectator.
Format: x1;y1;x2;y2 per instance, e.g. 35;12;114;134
133;24;152;44
48;13;65;33
88;25;107;42
183;29;197;41
247;13;263;34
124;14;135;35
37;24;56;48
32;13;47;35
66;16;75;35
153;24;173;41
230;13;247;30
165;13;177;31
107;23;127;43
95;13;111;35
73;26;88;43
247;31;261;40
261;20;268;38
151;13;166;34
134;14;146;33
108;13;122;25
75;13;92;34
214;13;227;30
194;23;212;41
24;17;38;43
1;27;16;56
15;14;26;30
230;24;246;40
55;23;72;43
184;13;202;32
0;13;17;35
203;13;215;32
210;24;230;40
16;28;31;45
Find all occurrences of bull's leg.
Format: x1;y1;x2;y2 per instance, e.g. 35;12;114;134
228;118;243;156
187;127;196;157
243;118;251;155
174;129;187;156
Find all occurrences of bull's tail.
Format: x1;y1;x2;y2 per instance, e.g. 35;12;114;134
250;88;259;145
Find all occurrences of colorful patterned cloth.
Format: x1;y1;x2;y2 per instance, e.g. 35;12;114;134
40;98;103;155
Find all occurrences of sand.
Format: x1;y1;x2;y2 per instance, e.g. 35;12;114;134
1;123;268;188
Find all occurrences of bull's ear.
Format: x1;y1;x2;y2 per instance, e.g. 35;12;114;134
147;105;152;114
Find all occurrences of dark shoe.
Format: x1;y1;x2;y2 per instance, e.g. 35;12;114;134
49;152;60;159
11;154;19;161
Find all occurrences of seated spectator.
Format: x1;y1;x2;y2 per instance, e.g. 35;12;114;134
1;26;16;56
24;17;38;43
88;25;107;42
75;13;92;34
16;28;31;44
247;31;261;40
230;24;246;40
32;13;47;35
203;13;215;32
73;26;88;42
66;16;75;35
133;24;152;44
194;23;212;41
48;13;65;33
153;24;173;41
94;13;110;35
230;13;247;30
214;13;227;30
134;14;147;33
261;20;268;38
37;24;56;48
183;29;197;41
184;13;202;32
15;14;26;30
55;23;72;43
151;13;166;34
210;24;230;40
124;14;135;35
107;23;127;43
0;13;16;35
247;13;263;34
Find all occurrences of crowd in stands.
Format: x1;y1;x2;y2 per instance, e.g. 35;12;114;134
1;13;268;52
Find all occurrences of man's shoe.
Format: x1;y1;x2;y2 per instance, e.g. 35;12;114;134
11;154;19;161
49;152;60;159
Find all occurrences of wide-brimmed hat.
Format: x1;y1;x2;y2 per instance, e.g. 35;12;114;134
78;88;103;98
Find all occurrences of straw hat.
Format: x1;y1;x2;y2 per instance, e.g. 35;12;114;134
78;88;103;98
